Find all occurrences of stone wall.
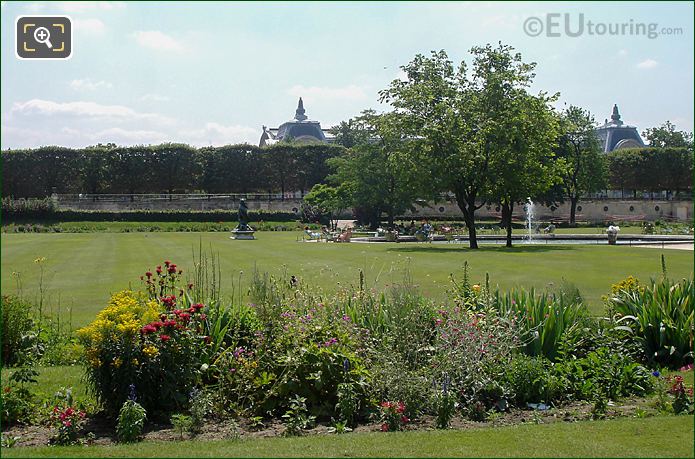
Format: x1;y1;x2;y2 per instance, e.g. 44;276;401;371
55;195;693;223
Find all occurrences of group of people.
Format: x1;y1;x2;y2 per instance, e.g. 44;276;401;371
304;225;352;242
387;220;435;240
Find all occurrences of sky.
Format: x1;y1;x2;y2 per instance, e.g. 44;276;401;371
1;1;693;149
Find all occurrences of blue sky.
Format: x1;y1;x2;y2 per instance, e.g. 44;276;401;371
1;1;693;148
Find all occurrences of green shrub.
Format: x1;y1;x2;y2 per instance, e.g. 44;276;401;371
281;395;316;436
1;367;38;426
555;347;653;401
116;396;147;443
608;277;694;368
170;414;194;440
1;295;38;366
504;354;565;406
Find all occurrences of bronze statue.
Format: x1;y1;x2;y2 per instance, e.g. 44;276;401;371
238;199;250;230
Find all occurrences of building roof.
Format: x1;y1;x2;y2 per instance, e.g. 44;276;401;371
595;104;645;152
259;98;335;147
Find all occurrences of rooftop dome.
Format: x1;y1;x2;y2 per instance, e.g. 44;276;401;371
260;98;333;147
595;104;645;152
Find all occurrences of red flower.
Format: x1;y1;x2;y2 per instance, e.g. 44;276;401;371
146;271;153;278
173;309;182;316
141;324;157;334
64;420;72;427
380;423;389;432
164;319;177;327
199;313;207;321
401;415;409;424
192;303;204;311
156;266;162;274
159;334;171;342
178;312;191;322
188;283;194;290
203;336;212;344
168;265;177;274
188;307;196;314
396;402;406;414
164;260;171;267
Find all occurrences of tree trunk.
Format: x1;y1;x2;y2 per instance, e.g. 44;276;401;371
569;196;578;225
454;189;479;249
503;202;514;248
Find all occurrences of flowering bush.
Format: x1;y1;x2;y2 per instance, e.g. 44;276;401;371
668;375;694;415
378;401;409;432
216;302;370;418
50;405;86;445
78;262;210;415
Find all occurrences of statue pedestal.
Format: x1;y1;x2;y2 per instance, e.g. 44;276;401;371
231;229;256;240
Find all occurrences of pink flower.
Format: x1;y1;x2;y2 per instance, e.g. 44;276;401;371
381;423;389;432
159;334;171;342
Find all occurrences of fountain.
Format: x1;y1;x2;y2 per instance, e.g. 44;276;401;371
524;198;535;242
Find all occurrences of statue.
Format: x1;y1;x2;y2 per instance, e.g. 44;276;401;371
238;199;250;230
231;198;255;240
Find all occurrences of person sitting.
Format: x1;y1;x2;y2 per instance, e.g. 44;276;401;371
337;228;352;242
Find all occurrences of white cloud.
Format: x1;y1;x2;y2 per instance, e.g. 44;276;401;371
69;78;113;91
24;1;125;13
11;99;173;125
132;31;185;53
140;93;170;103
73;18;106;35
636;59;658;69
57;1;126;12
287;84;368;105
181;123;259;146
618;49;628;57
91;127;169;144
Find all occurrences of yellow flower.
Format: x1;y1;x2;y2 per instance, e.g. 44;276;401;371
472;284;481;292
113;357;123;368
132;359;139;366
143;345;159;359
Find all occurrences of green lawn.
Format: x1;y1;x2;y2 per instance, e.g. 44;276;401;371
2;232;692;327
3;416;693;458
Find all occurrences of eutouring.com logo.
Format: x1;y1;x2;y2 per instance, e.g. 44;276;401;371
523;13;684;39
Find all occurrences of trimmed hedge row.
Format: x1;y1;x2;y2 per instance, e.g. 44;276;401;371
1;143;346;198
2;208;299;223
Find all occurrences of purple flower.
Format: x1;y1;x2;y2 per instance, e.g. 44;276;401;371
652;370;661;377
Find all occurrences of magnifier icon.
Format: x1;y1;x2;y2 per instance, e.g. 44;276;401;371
33;27;53;49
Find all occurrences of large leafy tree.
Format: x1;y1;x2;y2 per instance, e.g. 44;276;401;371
556;106;607;225
380;44;542;248
643;121;694;149
327;111;425;229
487;92;560;247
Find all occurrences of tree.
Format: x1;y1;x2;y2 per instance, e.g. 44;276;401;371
327;111;426;229
643;121;694;149
488;92;560;247
556;106;607;225
303;183;349;230
380;44;541;248
148;144;196;195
